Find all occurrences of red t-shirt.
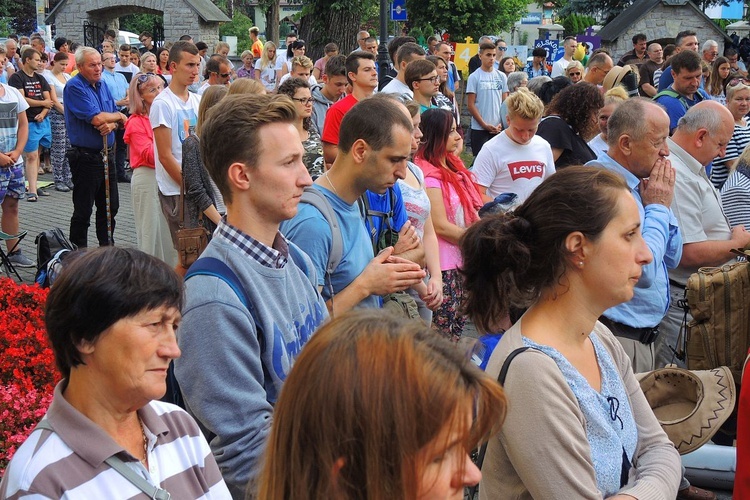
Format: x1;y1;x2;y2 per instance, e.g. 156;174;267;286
321;94;358;145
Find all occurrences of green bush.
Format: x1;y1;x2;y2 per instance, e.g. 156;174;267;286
220;12;254;54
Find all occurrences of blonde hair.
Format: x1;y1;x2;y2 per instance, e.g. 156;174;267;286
505;87;544;121
127;72;162;116
603;85;628;104
228;78;266;95
256;311;506;500
565;60;584;77
290;55;313;70
259;41;277;70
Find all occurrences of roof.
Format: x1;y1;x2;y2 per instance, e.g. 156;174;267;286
46;0;230;24
184;0;231;22
597;0;733;44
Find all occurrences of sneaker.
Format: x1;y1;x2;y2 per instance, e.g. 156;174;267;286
54;182;70;192
8;250;34;268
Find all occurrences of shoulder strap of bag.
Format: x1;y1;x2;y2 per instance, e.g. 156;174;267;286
468;346;532;498
34;420;171;499
654;88;689;110
299;187;343;275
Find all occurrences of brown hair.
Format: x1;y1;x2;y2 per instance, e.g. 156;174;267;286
228;77;266;95
201;94;297;204
460;167;628;333
255;310;506;499
196;85;227;136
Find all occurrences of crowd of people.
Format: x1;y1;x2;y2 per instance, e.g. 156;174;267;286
1;21;750;500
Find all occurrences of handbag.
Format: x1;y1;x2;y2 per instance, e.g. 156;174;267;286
176;171;210;269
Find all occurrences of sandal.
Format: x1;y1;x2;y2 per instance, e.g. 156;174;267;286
37;188;50;197
26;193;38;202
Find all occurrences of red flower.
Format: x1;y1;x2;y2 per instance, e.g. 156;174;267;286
0;278;59;474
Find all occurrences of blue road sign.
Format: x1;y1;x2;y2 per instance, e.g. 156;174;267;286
391;0;407;21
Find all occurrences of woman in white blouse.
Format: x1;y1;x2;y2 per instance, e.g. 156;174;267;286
42;52;73;192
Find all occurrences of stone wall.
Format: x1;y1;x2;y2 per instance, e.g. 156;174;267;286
603;4;727;61
51;0;221;48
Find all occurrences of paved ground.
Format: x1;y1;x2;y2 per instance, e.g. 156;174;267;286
4;171;136;283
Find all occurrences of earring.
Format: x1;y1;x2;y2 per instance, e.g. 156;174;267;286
578;261;584;267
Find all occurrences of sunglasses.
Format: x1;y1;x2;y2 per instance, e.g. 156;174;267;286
497;46;507;51
728;78;750;87
568;71;581;76
136;73;156;87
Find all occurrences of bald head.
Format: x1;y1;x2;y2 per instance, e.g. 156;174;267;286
673;100;734;166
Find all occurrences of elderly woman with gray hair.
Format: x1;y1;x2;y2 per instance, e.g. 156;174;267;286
500;71;529;128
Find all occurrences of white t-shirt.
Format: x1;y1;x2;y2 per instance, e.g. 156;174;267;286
255;60;278;91
0;83;29;166
472;132;555;202
115;62;141;82
380;77;413;99
42;70;71;104
466;67;507;130
588;134;608;159
278;73;318;86
150;87;201;196
550;58;571;78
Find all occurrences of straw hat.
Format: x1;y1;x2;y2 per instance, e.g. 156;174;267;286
602;65;639;96
636;366;736;455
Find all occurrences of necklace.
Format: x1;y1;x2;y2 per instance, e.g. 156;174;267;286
137;416;148;465
323;172;341;198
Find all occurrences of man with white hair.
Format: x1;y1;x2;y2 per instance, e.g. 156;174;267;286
701;40;719;65
354;30;370;52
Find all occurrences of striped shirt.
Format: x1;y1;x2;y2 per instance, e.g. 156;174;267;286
0;382;231;499
711;122;750;190
720;164;750;229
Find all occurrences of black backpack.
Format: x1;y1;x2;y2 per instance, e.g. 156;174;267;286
35;228;77;288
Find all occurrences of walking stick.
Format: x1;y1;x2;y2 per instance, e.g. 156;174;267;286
102;136;114;245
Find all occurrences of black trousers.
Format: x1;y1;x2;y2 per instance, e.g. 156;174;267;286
68;147;119;247
470;128;496;156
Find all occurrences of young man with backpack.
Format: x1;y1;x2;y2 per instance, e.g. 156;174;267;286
282;97;425;313
654;50;709;134
175;94;327;497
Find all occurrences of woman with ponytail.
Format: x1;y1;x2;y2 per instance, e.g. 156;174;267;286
414;108;486;342
461;166;681;499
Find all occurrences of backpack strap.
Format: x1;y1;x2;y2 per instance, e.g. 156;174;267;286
185;257;261;348
34;420;171;499
299;187;343;275
654;88;689;111
468;345;532;498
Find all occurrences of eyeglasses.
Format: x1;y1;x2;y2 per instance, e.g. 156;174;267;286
418;76;440;83
292;97;314;105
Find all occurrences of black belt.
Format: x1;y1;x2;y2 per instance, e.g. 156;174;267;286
72;145;113;155
668;278;686;289
599;316;659;345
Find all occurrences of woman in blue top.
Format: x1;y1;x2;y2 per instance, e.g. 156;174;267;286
461;167;681;499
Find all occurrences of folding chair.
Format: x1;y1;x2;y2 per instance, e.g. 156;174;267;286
0;230;28;282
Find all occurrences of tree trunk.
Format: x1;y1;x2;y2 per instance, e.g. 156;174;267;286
265;0;280;46
298;7;361;62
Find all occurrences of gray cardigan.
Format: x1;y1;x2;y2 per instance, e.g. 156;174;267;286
181;134;217;234
480;320;681;500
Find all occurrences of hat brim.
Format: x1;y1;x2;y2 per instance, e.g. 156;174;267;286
636;366;736;455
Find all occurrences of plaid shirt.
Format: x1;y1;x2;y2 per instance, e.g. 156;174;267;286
216;218;288;269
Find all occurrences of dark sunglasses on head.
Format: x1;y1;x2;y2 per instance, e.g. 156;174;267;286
136;73;156;87
728;77;750;87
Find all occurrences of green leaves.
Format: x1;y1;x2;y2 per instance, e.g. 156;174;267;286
406;0;527;40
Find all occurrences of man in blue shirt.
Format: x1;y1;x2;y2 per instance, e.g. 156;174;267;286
64;47;126;247
586;98;682;373
654;50;708;135
282;96;425;313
